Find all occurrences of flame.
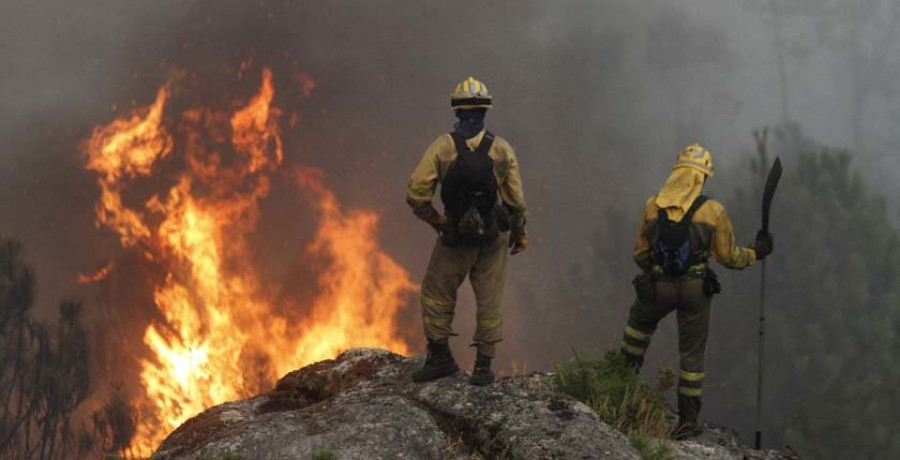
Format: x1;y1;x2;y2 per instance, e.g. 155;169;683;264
78;261;114;284
85;85;172;246
288;166;416;365
83;68;415;455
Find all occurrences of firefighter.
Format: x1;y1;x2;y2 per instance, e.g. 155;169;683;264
619;144;773;439
406;76;528;386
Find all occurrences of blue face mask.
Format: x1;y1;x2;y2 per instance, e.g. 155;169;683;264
453;108;487;139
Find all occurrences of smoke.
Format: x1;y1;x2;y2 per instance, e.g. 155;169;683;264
3;0;900;457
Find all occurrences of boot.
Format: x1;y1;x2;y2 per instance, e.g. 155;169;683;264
412;339;460;382
671;417;703;440
621;349;644;372
469;353;495;386
672;394;703;440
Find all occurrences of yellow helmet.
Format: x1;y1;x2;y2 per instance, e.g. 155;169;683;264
450;76;493;110
674;144;714;177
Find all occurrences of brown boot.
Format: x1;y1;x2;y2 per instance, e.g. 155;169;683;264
469;353;495;386
412;339;460;382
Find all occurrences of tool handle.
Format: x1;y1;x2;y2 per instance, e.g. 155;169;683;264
755;259;767;450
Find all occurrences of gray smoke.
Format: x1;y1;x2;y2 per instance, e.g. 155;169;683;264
2;0;898;457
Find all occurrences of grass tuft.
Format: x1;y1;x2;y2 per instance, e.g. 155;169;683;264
553;349;673;460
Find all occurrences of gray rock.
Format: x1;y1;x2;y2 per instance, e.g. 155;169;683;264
152;348;800;460
152;348;639;460
674;424;802;460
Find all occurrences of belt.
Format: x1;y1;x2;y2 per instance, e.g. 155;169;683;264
651;263;708;279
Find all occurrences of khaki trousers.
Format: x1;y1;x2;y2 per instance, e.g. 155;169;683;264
420;233;509;357
620;276;711;423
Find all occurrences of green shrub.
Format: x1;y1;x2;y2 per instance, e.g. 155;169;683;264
554;349;637;403
554;349;673;457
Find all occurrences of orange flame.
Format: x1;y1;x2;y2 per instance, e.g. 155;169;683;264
288;166;416;364
85;86;172;246
77;262;115;284
83;68;415;455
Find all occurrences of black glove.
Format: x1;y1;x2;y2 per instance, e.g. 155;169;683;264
753;230;773;260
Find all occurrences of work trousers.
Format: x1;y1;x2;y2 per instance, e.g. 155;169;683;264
420;233;509;357
620;275;711;423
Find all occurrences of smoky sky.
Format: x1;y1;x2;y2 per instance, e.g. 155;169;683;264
1;0;898;454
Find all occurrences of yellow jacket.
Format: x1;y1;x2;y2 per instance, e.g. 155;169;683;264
406;130;527;233
634;196;756;272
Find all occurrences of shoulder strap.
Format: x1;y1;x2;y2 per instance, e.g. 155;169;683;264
657;195;708;225
657;208;668;224
655;195;668;224
683;195;709;223
449;132;470;155
475;131;495;156
449;131;495;157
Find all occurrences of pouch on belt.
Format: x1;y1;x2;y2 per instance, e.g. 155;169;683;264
703;268;722;297
632;272;656;302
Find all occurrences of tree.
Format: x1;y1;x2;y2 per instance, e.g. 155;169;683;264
0;236;133;459
712;124;900;458
555;124;900;458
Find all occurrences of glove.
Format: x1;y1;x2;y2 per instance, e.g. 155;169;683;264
427;215;447;235
412;203;446;235
509;233;528;255
752;230;773;260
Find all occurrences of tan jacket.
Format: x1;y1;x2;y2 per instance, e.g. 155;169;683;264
406;130;527;233
634;196;756;272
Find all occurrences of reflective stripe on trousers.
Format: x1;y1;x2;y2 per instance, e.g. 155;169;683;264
619;276;711;421
420;233;509;357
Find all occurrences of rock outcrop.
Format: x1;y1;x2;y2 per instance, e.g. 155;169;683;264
152;348;799;460
673;424;800;460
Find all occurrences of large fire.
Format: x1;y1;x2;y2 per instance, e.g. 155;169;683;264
83;68;416;454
